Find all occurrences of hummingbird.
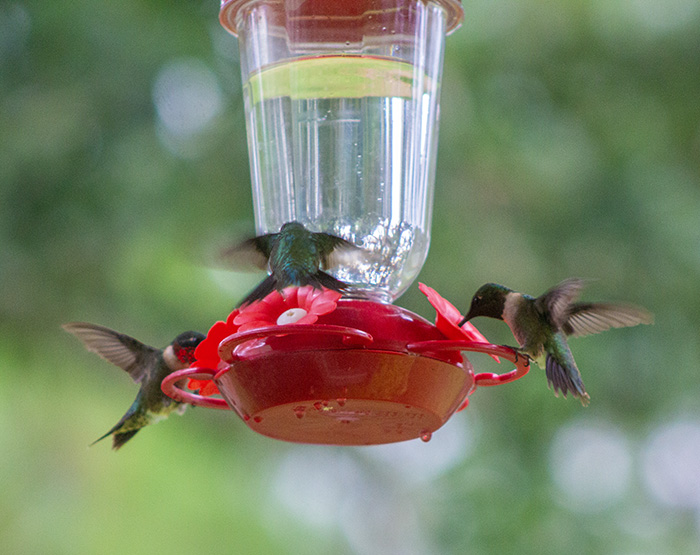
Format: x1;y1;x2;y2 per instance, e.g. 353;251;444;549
63;322;205;449
458;278;653;405
225;221;362;307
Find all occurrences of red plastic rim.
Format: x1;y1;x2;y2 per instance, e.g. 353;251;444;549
220;0;465;37
405;340;531;386
161;367;229;410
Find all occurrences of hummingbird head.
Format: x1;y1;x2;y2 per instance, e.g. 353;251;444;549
462;283;512;322
279;221;305;233
171;331;206;365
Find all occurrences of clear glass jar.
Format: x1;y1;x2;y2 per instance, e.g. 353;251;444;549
220;0;463;303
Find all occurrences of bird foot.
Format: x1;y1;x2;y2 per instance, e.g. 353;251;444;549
512;348;531;367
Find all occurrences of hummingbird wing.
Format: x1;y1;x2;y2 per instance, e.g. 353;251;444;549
563;303;654;337
535;278;585;329
220;233;278;271
313;233;362;270
62;322;159;384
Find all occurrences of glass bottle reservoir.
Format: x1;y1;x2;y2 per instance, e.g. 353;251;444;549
220;0;463;302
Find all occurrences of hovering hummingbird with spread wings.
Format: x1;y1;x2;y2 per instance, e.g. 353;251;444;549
226;221;362;307
63;322;204;449
458;278;653;405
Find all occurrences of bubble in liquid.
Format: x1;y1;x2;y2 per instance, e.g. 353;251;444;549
293;406;306;419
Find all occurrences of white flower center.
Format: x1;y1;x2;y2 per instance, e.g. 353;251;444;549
276;308;308;325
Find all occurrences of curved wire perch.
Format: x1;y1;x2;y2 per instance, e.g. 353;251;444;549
160;367;231;410
217;324;374;363
162;325;375;409
405;340;530;387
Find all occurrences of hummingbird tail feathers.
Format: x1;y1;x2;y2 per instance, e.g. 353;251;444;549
238;271;350;307
112;430;140;450
238;274;278;307
545;354;590;406
90;430;112;447
91;415;142;450
309;270;350;294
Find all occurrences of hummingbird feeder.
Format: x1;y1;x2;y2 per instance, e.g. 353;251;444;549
161;0;530;445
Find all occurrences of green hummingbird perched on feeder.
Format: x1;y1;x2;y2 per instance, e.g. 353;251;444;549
63;323;205;449
458;278;653;405
226;221;362;307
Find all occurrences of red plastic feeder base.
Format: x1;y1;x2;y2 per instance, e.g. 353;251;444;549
162;299;529;445
218;349;470;445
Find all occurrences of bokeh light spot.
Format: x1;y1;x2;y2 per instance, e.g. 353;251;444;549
0;3;31;58
549;420;632;512
152;58;223;138
642;419;700;509
359;413;473;484
629;0;700;33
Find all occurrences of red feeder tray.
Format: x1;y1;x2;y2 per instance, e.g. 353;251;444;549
162;299;529;445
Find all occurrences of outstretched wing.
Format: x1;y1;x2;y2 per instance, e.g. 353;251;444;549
313;233;363;270
535;278;586;329
563;303;653;337
220;233;278;272
62;322;158;383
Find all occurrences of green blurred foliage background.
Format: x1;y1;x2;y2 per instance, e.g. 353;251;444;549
2;0;700;553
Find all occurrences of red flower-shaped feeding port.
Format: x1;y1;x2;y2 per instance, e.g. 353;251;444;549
162;284;530;445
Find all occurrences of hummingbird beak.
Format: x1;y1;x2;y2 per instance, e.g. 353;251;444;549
458;311;473;327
